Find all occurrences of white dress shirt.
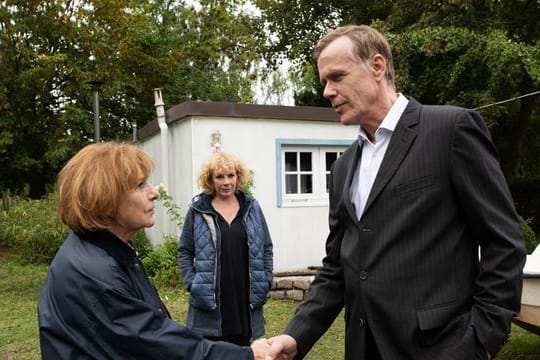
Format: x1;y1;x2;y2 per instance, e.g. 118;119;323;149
350;94;409;219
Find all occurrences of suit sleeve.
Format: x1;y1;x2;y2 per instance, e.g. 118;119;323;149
284;161;346;358
450;109;526;355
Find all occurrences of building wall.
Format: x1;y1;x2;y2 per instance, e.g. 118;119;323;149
139;103;357;272
145;117;195;244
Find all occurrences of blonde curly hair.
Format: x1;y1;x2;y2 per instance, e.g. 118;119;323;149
197;151;251;196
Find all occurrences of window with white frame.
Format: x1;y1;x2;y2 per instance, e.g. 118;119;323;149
277;142;349;207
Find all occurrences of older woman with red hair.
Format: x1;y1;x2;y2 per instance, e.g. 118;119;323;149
38;142;268;359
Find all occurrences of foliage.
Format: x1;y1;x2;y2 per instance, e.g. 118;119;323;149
157;184;184;231
145;185;183;288
387;26;539;117
1;190;20;212
142;235;181;288
517;113;540;180
0;0;262;199
0;0;72;198
510;179;540;236
241;170;255;196
255;1;540;185
255;0;540;66
0;193;67;264
520;216;539;254
0;192;177;267
0;189;182;289
131;229;152;260
388;25;539;184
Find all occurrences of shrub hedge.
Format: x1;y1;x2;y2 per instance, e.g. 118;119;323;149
0;193;67;264
520;217;538;254
0;193;537;279
142;235;182;288
0;193;181;288
510;179;540;235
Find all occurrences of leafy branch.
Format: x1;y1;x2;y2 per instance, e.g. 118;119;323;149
156;184;183;230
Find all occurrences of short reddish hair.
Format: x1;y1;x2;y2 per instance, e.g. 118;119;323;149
57;142;153;232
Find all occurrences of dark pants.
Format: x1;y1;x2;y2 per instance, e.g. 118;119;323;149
366;324;382;360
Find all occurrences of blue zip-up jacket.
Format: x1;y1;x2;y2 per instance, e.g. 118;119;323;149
38;231;254;359
178;191;273;338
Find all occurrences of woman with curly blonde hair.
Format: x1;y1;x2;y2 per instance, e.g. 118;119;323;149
179;150;273;346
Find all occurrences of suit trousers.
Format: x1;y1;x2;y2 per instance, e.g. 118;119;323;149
366;324;382;360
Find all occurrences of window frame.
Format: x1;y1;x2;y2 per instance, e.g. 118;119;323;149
276;139;354;207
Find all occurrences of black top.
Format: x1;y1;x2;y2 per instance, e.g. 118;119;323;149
216;211;250;338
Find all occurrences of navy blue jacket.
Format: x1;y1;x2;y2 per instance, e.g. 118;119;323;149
178;191;273;338
38;231;254;359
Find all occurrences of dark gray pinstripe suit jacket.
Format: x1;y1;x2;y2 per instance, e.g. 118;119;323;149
285;98;526;360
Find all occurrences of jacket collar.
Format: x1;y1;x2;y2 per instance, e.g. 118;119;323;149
191;191;253;215
343;97;421;219
361;97;420;215
77;230;137;267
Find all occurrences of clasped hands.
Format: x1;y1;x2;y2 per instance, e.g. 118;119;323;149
250;334;297;360
251;335;493;360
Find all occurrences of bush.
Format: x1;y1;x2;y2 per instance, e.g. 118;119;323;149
519;216;538;254
0;192;183;288
1;190;19;212
142;235;182;288
132;229;152;259
0;193;67;264
511;179;540;234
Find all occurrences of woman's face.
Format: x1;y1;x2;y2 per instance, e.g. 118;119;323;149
212;167;237;199
111;178;158;241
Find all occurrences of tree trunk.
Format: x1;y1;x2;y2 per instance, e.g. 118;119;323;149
507;94;538;185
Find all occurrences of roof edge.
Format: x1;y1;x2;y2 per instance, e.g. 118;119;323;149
138;101;338;141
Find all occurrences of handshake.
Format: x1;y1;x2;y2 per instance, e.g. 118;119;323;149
250;334;298;360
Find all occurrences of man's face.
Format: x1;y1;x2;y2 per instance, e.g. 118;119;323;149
317;36;382;126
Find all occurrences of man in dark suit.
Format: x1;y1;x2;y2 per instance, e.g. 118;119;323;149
265;25;526;360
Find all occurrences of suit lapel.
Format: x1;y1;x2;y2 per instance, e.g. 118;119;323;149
344;141;362;220
362;100;421;216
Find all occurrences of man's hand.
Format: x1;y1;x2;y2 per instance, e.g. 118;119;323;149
251;339;270;360
265;334;298;360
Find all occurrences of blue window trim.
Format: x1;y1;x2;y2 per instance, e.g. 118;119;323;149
275;138;354;207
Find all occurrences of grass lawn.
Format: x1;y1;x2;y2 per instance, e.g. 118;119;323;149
1;249;539;359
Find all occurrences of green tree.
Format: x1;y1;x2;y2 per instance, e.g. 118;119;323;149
0;0;70;197
388;26;540;183
254;0;540;183
0;0;261;198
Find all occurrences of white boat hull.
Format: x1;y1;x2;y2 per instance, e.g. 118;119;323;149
513;275;540;335
513;245;540;335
